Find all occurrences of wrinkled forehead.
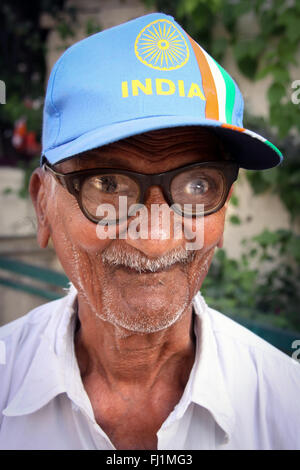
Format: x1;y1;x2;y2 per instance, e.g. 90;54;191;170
54;126;230;172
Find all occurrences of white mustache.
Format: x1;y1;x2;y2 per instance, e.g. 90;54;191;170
101;246;195;273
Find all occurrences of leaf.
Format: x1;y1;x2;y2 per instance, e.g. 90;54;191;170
229;215;241;225
249;37;265;58
278;12;300;43
233;0;252;17
253;230;280;248
246;171;271;194
267;82;286;105
230;194;239;207
249;248;258;258
260;168;278;185
211;37;228;62
233;41;250;61
177;0;203;15
85;18;102;36
256;66;271;80
3;187;13;195
286;237;300;263
238;56;259;80
222;3;238;31
272;67;290;84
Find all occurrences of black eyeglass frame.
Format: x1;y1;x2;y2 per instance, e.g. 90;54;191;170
43;160;239;224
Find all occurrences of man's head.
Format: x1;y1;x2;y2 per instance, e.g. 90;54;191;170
30;126;234;333
30;13;283;334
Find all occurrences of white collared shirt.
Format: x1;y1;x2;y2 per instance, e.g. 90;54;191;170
0;286;299;450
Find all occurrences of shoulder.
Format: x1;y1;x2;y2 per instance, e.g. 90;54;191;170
0;294;69;348
0;294;72;418
205;305;300;448
206;305;297;364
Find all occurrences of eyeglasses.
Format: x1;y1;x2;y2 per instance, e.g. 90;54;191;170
43;160;239;224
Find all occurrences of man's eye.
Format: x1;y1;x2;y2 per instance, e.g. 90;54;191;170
95;176;118;193
185;178;209;195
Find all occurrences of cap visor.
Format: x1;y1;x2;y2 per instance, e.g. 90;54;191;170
43;115;282;170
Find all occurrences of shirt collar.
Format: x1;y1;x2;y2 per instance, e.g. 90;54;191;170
157;292;235;444
191;292;235;442
3;287;235;443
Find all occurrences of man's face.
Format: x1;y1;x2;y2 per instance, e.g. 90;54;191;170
32;127;233;334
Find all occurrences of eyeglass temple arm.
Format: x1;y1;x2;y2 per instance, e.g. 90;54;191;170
43;163;68;189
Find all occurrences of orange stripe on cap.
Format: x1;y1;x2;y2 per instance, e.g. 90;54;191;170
221;123;245;132
187;34;219;120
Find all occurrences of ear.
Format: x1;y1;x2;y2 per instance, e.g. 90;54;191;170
29;168;51;248
217;184;235;249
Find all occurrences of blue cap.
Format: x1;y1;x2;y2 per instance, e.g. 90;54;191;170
42;12;283;170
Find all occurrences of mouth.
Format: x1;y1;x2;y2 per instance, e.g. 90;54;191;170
107;261;190;290
113;263;174;275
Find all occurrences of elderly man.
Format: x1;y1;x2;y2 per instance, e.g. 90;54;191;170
0;13;299;450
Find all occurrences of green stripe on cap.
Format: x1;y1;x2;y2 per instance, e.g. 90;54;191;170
214;60;236;124
264;139;283;158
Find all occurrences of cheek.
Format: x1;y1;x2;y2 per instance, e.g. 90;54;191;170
184;207;226;251
203;208;226;248
48;191;113;255
185;210;226;294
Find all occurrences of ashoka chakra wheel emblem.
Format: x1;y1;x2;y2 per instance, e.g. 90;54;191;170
135;19;189;71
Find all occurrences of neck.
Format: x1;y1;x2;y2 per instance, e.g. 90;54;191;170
74;294;196;390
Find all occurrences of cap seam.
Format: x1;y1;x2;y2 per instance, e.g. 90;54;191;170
48;39;87;149
49;58;63;148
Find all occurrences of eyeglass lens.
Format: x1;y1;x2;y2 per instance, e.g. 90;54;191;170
80;167;227;222
82;174;140;220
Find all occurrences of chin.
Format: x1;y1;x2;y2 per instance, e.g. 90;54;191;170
100;287;190;334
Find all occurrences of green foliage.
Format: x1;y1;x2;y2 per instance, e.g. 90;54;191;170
246;164;300;221
243;115;300;220
230;194;239;207
85;19;102;37
202;229;300;332
229;214;241;225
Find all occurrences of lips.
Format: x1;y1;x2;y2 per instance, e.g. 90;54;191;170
110;262;184;288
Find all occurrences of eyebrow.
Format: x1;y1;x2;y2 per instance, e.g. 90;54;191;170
58;154;134;173
63;154;135;171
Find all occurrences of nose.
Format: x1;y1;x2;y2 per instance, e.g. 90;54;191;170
124;185;185;258
144;184;168;207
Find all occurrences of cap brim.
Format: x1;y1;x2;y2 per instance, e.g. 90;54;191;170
42;115;282;170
